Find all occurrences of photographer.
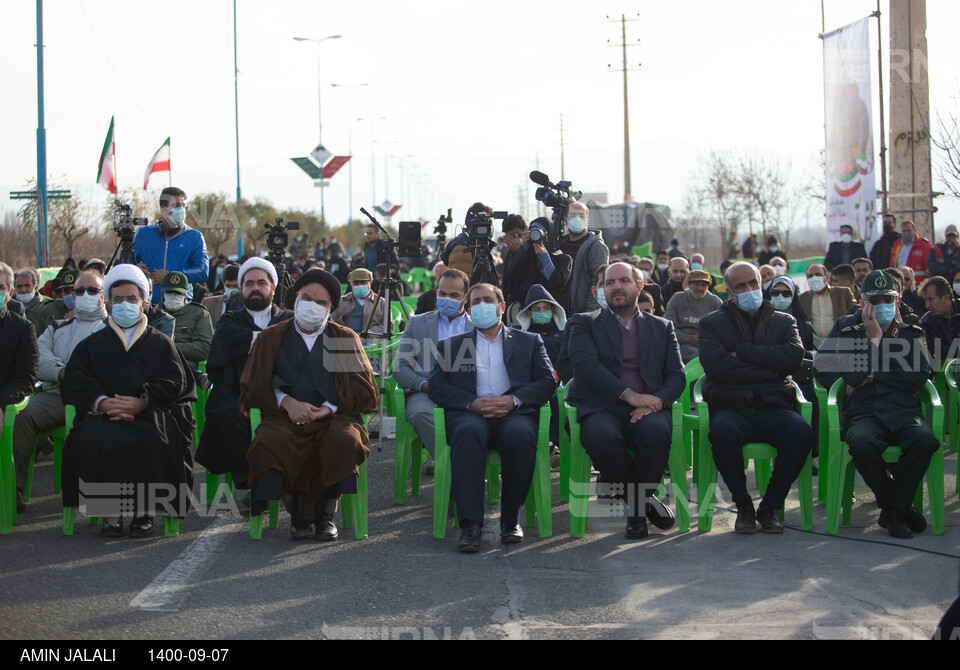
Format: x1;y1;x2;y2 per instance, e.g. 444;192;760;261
441;202;493;279
133;186;209;305
502;216;572;324
364;224;400;273
559;202;609;314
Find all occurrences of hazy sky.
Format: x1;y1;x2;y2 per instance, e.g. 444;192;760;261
2;0;959;240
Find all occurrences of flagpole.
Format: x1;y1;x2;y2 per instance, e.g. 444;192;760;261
112;118;118;197
169;137;173;187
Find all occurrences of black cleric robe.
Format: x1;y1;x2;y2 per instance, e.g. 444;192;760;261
60;316;197;517
195;305;292;479
239;319;379;520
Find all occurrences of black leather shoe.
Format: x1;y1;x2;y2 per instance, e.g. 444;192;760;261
625;516;648;540
458;525;482;553
129;516;154;537
314;515;339;541
756;504;783;534
734;502;757;534
100;518;124;537
500;523;524;544
879;509;913;539
902;507;927;534
646;494;676;531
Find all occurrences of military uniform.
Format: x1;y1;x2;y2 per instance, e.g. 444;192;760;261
36;269;78;336
837;270;939;536
161;271;213;369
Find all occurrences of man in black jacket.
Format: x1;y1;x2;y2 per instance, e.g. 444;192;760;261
566;262;684;540
870;213;901;271
0;261;39;513
825;224;868;271
698;262;812;535
502;217;572;320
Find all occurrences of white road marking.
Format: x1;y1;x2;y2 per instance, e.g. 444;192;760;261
129;515;241;611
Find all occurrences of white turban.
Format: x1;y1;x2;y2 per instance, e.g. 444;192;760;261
103;263;149;300
238;257;278;287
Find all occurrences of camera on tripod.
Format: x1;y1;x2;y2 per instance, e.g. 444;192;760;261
112;200;148;234
434;208;452;237
467;210;507;244
264;217;300;253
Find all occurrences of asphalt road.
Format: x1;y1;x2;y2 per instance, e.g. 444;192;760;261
2;441;958;640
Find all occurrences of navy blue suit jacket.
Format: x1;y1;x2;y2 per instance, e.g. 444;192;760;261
427;326;557;416
566;308;685;420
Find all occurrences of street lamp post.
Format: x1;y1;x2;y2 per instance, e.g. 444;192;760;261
293;34;341;224
357;116;386;210
331;82;367;255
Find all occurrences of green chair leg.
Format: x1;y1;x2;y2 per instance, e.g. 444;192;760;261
163;517;180;537
269;500;279;528
432;408;452;539
249;513;264;539
62;506;75;535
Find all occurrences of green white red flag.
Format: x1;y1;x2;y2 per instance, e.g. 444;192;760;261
144;137;171;190
96;116;116;194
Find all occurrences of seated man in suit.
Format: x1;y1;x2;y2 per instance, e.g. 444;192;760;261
428;283;556;552
699;262;812;535
394;268;473;475
566;262;685;540
825;224;868;271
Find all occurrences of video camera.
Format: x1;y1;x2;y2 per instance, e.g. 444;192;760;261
530;171;582;250
109;200;148;266
263;217;299;254
467;210;508;244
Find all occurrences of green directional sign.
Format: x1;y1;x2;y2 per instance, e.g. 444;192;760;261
290;157;323;179
10;189;72;200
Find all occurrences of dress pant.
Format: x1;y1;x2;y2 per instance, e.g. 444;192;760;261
446;410;537;527
843;414;938;513
709;409;812;509
12;392;65;491
580;404;671;517
252;468;356;528
405;392;437;456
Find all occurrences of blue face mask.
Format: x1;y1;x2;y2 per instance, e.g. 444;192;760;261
690;263;704;271
532;311;553;325
771;295;793;312
169;207;186;227
353;285;370;299
436;296;462;319
566;216;587;235
596;287;608;309
0;291;7;310
737;289;763;313
111;302;142;328
62;293;75;311
470;302;500;329
874;303;897;327
223;287;239;301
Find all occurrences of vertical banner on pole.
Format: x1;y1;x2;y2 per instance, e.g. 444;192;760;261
823;17;878;253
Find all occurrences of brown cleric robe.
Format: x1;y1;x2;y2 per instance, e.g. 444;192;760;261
239;318;379;519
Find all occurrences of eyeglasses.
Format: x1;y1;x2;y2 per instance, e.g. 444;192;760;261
868;297;895;305
75;288;102;296
770;290;793;298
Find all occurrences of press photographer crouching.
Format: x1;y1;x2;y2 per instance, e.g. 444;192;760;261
502;216;572;325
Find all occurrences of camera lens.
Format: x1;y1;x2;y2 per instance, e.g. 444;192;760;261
529;228;543;243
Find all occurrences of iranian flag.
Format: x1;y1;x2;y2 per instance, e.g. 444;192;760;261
96;116;116;194
143;137;171;190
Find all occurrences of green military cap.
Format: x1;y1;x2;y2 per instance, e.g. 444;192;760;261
161;271;189;294
60;269;79;288
860;270;899;299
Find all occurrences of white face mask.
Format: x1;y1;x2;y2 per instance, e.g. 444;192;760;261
954;283;960;295
657;263;668;272
807;276;826;293
163;294;186;312
15;292;36;303
640;270;651;282
840;233;853;244
295;297;329;331
773;265;786;276
75;292;102;313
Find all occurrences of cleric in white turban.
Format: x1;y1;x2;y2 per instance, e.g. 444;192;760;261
60;261;197;537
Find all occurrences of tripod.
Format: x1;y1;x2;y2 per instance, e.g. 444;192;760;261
359;209;411;453
465;237;501;288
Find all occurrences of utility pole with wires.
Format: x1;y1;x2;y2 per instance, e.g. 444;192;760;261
607;13;641;203
560;113;566;181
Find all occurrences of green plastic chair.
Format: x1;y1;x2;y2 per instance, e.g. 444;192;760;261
247;409;369;540
391;385;426;505
567;402;691;538
23;405;73;504
693;377;814;532
1;397;30;534
813;378;830;504
943;359;960;495
674;358;705;480
557;383;570;502
825;378;945;535
402;296;419;313
61;405;180;537
390;301;408;332
409;267;432;293
432;405;552;539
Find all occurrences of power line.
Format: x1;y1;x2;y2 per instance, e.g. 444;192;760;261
76;0;163;132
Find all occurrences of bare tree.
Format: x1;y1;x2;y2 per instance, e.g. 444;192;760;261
17;177;101;263
692;151;742;260
932;84;960;200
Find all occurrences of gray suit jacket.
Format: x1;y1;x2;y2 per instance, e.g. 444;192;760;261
394;310;474;393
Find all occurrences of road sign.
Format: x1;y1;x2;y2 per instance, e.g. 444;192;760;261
322;156;351;179
310;144;332;166
313;180;330;188
291;157;323;179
